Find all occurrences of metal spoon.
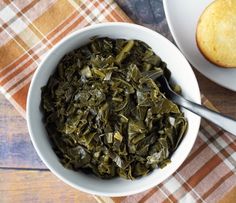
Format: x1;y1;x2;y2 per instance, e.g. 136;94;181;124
146;72;236;135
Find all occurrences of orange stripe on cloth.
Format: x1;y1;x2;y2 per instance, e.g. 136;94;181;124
0;39;24;71
111;8;126;22
46;11;78;40
50;15;86;45
11;82;30;110
31;0;75;35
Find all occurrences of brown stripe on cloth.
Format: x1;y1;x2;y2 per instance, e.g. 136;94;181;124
230;142;236;151
2;0;10;4
85;0;114;22
0;58;34;87
214;141;236;162
193;159;233;200
180;144;234;193
4;63;37;96
138;187;159;203
7;67;35;93
162;194;177;203
178;122;235;178
202;171;234;200
175;137;216;181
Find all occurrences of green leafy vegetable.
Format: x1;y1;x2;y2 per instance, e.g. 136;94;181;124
41;37;188;179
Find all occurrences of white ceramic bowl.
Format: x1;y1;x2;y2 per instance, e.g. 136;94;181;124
27;22;201;197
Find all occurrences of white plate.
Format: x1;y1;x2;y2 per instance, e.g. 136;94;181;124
163;0;236;91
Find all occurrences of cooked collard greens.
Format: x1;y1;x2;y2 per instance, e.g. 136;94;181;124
41;37;187;179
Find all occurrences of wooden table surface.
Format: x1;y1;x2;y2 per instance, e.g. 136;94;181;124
1;0;236;202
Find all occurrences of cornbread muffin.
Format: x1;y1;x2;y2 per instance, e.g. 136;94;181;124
196;0;236;68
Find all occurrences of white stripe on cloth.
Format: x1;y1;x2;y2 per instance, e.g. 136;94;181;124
157;185;174;203
179;193;197;203
164;176;182;194
68;0;95;24
9;17;28;35
176;172;205;203
0;86;7;96
96;0;120;22
0;5;16;23
200;131;235;171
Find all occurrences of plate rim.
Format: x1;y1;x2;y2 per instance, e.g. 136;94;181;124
163;0;236;92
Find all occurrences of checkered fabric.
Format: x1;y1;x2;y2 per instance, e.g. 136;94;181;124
0;0;131;117
0;1;235;202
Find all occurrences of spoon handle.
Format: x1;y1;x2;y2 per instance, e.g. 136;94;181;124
173;95;236;136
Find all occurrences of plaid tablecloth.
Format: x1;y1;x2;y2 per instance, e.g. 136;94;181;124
0;0;235;202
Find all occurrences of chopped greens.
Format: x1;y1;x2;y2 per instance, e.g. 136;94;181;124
41;37;188;179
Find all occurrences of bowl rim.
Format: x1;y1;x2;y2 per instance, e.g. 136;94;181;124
27;22;201;197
